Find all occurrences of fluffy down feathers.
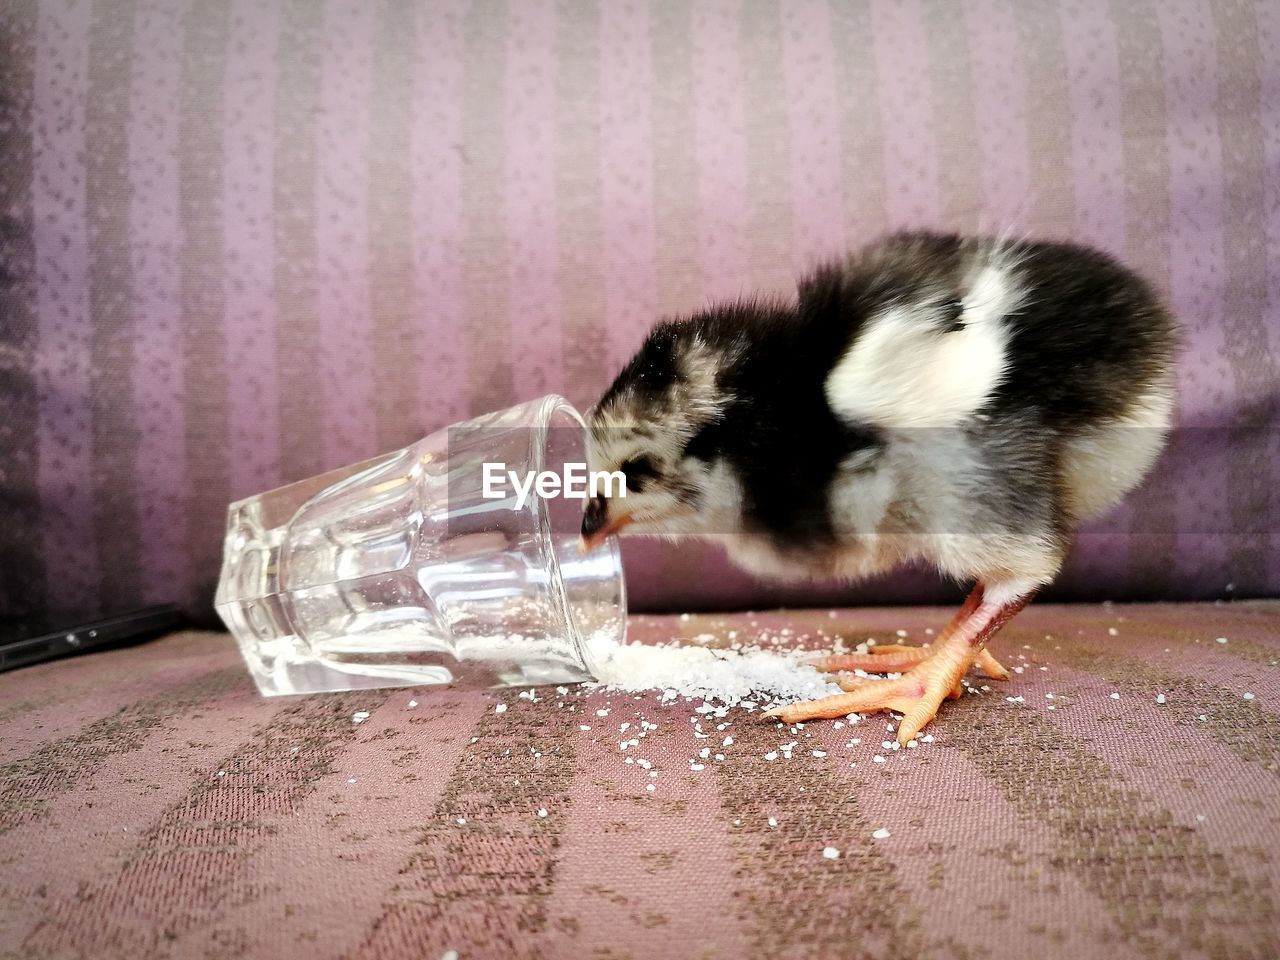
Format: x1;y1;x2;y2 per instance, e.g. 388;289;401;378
584;231;1177;594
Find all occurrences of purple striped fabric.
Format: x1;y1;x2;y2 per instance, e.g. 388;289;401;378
2;603;1280;957
0;0;1277;621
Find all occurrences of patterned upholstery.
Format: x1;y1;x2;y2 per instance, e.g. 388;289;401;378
1;0;1277;621
3;603;1279;958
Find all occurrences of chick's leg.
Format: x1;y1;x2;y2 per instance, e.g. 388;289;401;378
767;584;1033;745
808;589;1010;679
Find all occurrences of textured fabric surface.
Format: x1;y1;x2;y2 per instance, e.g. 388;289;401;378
0;0;1277;621
2;602;1278;959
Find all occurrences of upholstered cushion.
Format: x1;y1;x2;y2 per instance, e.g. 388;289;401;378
3;602;1278;956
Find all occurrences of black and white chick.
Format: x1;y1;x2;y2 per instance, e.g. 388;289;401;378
580;231;1177;744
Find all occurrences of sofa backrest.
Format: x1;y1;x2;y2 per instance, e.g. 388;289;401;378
1;0;1276;622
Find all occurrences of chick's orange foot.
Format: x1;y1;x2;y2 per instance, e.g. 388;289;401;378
806;644;1011;681
767;646;980;745
766;583;1033;745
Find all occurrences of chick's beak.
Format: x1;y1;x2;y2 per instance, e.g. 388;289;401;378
580;495;632;552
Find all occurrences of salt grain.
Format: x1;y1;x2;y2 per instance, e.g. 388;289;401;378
537;808;547;818
822;846;841;860
1243;692;1256;700
768;817;778;827
495;704;508;713
871;828;891;840
1156;694;1167;704
1215;637;1228;644
352;711;371;724
1109;693;1120;700
407;700;418;709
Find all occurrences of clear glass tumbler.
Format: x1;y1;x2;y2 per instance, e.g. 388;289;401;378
214;395;626;696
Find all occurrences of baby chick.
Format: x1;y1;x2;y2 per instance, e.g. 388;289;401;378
581;231;1177;744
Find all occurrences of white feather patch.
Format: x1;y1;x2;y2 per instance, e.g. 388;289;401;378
1059;379;1174;521
824;263;1019;429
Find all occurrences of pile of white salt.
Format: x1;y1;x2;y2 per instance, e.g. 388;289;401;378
586;641;842;711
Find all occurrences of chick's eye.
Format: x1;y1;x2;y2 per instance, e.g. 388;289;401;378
619;455;660;492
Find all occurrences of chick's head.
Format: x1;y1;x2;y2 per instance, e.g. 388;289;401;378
581;319;742;548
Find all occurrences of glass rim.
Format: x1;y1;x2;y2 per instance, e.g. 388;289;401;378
529;394;626;679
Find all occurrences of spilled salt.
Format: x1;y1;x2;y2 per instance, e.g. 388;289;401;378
586;640;840;711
